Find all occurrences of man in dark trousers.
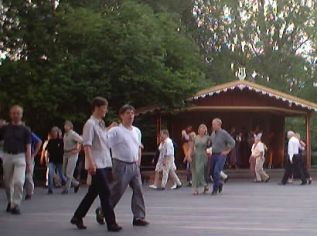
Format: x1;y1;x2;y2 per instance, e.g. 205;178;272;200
70;97;121;232
281;131;307;185
0;105;32;214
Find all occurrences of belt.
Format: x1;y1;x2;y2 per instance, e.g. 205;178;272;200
113;158;137;164
212;152;221;155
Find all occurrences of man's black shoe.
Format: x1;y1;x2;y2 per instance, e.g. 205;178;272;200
6;203;11;213
108;224;122;232
10;206;21;215
133;219;149;226
74;185;80;193
95;207;105;225
25;195;32;200
301;181;307;185
218;184;223;193
70;216;87;230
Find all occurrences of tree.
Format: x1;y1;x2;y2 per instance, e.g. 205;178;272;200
0;0;206;133
193;0;317;92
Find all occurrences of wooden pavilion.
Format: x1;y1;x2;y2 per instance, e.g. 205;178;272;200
137;80;317;168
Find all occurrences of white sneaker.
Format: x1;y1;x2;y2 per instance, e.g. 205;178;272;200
149;185;158;189
170;184;177;189
170;184;182;190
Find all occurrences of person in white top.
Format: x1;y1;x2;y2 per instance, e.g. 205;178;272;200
251;133;270;183
70;97;121;232
107;104;149;227
281;131;307;185
149;129;182;190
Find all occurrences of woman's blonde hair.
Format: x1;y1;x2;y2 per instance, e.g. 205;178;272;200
198;124;208;135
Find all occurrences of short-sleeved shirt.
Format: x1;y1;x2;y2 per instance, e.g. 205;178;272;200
31;132;42;155
63;130;83;152
108;124;141;163
46;138;64;164
0;124;32;154
82;116;112;169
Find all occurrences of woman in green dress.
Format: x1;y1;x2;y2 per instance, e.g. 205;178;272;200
188;124;210;195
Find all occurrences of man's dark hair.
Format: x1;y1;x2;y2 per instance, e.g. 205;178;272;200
119;104;135;115
91;97;108;111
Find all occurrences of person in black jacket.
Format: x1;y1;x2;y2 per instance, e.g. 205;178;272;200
46;127;66;194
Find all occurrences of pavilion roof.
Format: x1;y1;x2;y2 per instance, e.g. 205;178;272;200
191;80;317;112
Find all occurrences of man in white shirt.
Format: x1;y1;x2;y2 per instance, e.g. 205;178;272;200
70;97;121;232
149;129;182;190
107;104;149;227
281;131;306;185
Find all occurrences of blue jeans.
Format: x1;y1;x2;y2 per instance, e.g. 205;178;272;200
211;154;227;191
48;162;66;192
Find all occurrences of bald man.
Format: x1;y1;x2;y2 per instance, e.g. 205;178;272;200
0;105;32;214
210;118;235;195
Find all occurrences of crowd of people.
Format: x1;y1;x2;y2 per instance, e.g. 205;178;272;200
148;121;313;195
0;97;313;232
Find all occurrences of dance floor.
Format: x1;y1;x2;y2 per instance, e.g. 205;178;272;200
1;179;317;236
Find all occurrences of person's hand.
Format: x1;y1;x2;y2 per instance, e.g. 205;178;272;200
71;149;79;155
88;162;97;175
221;150;230;156
108;122;118;130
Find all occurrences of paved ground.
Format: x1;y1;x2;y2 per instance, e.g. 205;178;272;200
1;179;317;236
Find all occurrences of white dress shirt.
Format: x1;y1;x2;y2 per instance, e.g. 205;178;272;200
288;136;300;162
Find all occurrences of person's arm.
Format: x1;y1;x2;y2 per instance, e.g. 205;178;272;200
26;144;32;173
32;134;42;159
221;131;236;156
106;122;118;131
82;121;96;175
84;145;96;175
71;132;84;154
186;139;194;163
74;132;83;144
33;139;42;159
299;140;306;150
107;128;120;149
25;130;32;174
40;141;47;165
136;128;142;166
